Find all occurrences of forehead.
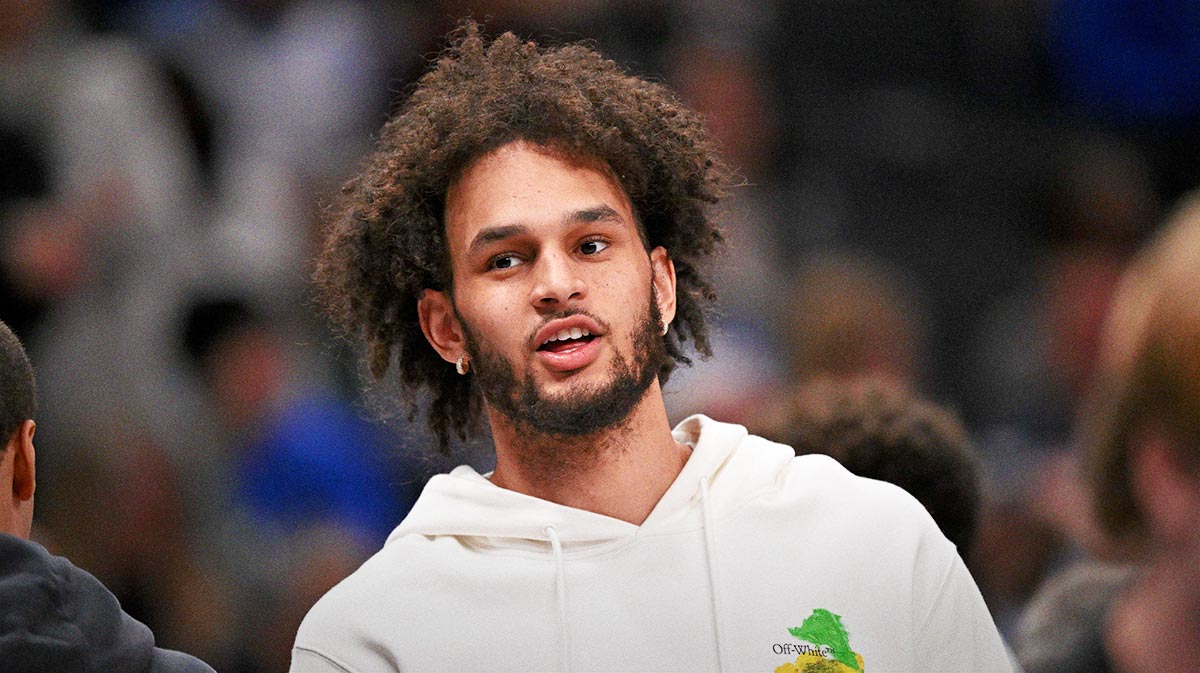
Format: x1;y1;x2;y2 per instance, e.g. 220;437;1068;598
443;141;637;252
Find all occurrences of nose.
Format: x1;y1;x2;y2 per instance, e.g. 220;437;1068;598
530;250;586;309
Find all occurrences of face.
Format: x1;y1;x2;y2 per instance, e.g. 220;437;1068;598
421;141;676;437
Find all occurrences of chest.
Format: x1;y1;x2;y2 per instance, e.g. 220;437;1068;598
379;517;925;672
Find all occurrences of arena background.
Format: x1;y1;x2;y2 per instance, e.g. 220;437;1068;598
1;0;1197;670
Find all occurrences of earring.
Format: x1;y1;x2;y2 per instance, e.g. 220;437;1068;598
661;320;670;336
456;355;470;375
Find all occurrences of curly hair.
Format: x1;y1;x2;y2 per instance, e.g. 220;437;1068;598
314;21;729;453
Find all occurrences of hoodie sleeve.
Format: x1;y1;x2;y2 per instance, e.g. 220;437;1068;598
0;534;216;673
914;546;1018;673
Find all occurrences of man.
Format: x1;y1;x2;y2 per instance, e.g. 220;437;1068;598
292;21;1013;672
0;320;216;673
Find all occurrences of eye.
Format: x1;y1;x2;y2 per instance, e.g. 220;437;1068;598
489;253;523;270
579;239;609;255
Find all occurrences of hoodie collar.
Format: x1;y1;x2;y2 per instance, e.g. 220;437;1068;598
391;415;747;544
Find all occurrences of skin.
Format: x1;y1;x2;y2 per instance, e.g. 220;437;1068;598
418;141;691;525
1;419;36;538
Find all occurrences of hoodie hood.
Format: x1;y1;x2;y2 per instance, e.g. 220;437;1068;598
388;415;778;672
0;534;214;673
392;415;785;546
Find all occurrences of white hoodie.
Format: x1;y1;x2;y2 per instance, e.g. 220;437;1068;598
290;416;1014;673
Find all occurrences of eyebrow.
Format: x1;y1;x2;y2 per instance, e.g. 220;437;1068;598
466;205;625;256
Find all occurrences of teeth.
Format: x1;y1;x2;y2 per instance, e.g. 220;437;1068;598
544;327;591;344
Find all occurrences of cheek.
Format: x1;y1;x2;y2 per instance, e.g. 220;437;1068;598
603;262;649;303
460;285;525;347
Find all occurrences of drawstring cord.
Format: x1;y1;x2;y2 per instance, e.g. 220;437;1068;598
700;476;728;673
545;525;572;672
542;478;723;672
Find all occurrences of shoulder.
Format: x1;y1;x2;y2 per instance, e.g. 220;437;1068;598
0;533;90;612
792;452;950;548
0;535;216;673
688;416;941;535
292;535;435;666
734;427;935;518
742;440;952;556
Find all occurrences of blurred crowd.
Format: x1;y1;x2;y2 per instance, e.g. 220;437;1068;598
1;0;1198;671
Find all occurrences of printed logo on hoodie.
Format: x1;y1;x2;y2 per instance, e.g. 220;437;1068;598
772;608;864;673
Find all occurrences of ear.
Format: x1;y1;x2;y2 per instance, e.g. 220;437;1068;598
418;289;467;364
649;247;677;327
12;420;35;502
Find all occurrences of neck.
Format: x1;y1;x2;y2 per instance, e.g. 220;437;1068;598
486;382;690;525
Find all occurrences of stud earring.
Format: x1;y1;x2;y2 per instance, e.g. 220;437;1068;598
456;355;470;375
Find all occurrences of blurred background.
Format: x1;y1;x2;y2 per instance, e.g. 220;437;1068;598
1;0;1197;670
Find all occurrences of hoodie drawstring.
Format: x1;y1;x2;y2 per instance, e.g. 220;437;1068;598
699;476;728;673
544;525;572;672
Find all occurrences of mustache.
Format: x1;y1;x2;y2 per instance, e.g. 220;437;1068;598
525;309;611;345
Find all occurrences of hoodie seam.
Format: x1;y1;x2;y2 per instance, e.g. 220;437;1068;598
445;484;779;560
914;548;958;643
459;535;640;559
292;645;358;672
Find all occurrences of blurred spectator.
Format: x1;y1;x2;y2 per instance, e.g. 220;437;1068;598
1012;560;1131;673
1013;188;1200;673
0;0;199;317
179;294;420;671
181;295;414;548
1077;190;1200;672
0;126;51;337
968;132;1158;444
963;132;1159;633
666;37;786;326
782;251;930;389
770;378;983;554
0;3;240;662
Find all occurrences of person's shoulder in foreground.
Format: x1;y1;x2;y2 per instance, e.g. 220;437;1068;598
0;533;216;673
0;319;215;673
293;416;1013;673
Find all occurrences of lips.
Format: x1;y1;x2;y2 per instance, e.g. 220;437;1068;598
533;315;605;372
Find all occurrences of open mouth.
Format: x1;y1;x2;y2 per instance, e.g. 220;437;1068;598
538;327;597;354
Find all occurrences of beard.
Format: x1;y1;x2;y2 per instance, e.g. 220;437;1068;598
460;287;667;439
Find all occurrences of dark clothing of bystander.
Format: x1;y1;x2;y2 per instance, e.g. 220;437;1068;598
0;533;215;673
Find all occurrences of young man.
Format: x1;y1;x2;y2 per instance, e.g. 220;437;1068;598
0;320;216;673
292;22;1014;672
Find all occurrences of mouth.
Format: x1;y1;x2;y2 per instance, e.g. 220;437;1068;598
537;326;597;354
532;316;606;373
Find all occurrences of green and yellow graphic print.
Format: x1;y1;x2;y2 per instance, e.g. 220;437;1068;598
774;609;865;673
